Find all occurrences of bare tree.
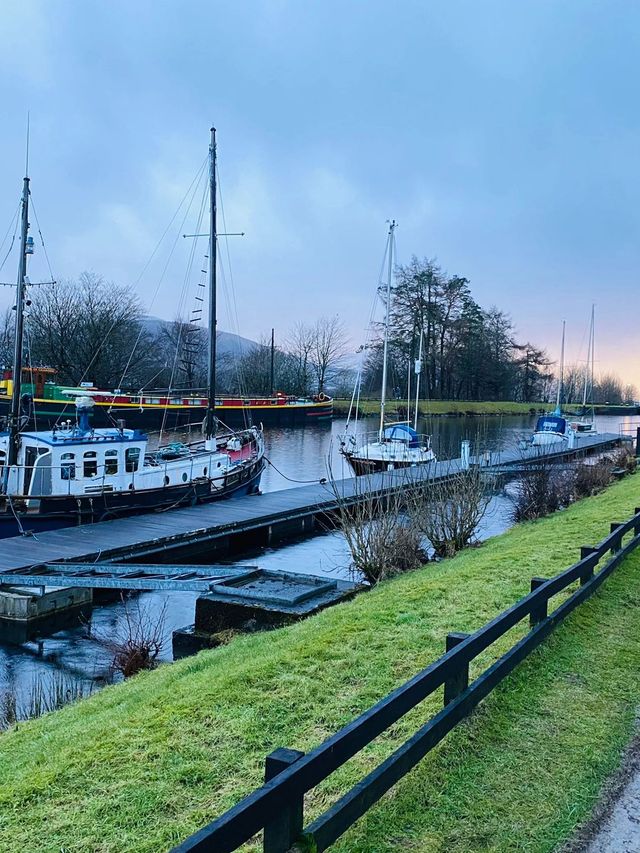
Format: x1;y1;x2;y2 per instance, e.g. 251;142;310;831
311;315;349;394
0;307;13;368
28;273;154;389
286;321;315;396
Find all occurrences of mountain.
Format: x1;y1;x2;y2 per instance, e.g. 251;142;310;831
141;316;257;357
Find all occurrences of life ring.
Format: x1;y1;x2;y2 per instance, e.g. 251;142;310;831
318;392;328;402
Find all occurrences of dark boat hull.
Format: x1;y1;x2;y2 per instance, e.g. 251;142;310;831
0;460;263;539
343;454;420;476
0;397;333;431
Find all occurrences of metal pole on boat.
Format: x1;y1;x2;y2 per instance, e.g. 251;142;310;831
7;175;30;471
205;127;217;441
379;220;396;442
555;319;566;416
270;328;275;397
414;326;424;432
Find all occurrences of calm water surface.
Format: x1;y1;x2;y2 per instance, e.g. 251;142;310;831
1;413;635;709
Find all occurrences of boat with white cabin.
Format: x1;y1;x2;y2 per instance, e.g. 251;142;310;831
0;128;264;537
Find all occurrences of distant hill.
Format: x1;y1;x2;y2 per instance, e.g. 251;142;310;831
141;316;257;357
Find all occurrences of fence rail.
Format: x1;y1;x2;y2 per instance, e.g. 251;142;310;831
172;505;640;853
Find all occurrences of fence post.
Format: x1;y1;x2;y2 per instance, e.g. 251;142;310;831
636;426;640;458
444;632;470;705
579;546;598;585
529;577;548;626
634;508;640;537
610;522;624;554
264;748;305;853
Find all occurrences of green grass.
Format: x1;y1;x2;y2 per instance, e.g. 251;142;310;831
333;399;546;417
332;398;638;417
1;477;640;852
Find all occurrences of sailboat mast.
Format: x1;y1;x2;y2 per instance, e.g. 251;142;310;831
581;309;590;410
379;220;395;441
205;126;217;440
413;326;424;431
7;176;30;469
590;304;595;413
555;319;565;415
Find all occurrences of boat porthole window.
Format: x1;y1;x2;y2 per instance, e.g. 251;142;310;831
164;475;169;486
203;466;208;476
217;461;221;468
182;472;188;483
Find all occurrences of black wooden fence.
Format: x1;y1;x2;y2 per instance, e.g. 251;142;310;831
172;505;640;853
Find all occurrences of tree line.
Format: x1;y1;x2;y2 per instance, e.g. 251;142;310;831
0;269;635;404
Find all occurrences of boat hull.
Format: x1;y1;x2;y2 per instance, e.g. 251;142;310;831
343;454;435;476
0;397;333;430
0;459;263;539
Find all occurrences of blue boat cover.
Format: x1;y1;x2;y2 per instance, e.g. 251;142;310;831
383;424;419;446
534;415;567;434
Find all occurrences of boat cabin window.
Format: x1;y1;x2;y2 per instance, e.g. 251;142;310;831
61;452;76;480
104;449;119;475
125;447;141;473
83;451;98;478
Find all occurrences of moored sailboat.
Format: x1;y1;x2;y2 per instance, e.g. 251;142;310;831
0;128;264;538
340;221;436;474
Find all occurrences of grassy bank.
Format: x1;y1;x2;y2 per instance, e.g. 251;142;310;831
1;478;640;852
332;398;639;418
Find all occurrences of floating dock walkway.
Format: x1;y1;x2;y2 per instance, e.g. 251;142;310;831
0;432;624;581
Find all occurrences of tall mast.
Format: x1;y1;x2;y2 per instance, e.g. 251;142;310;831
7;176;30;469
413;326;424;431
581;306;593;410
204;126;217;440
555;319;565;415
590;304;595;413
379;220;396;441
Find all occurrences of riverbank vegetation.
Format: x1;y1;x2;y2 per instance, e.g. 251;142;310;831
1;476;640;851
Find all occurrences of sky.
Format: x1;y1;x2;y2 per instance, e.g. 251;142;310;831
0;0;638;387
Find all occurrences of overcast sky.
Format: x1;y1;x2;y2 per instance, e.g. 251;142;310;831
1;0;638;386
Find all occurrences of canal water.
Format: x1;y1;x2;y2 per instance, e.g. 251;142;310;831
0;413;635;715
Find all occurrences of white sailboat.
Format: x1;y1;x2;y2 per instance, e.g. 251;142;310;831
340;221;436;475
532;320;569;447
567;304;598;438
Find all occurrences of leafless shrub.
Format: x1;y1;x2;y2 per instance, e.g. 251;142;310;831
327;468;427;584
91;596;167;678
411;464;494;558
511;454;575;522
608;445;637;473
575;461;613;498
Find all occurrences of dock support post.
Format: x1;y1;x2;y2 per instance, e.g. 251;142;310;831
530;577;548;626
264;747;305;853
461;440;470;471
444;632;470;705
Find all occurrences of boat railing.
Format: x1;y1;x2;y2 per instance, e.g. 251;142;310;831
340;430;433;449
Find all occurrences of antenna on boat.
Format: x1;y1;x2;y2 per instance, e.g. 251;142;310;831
379;220;396;441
